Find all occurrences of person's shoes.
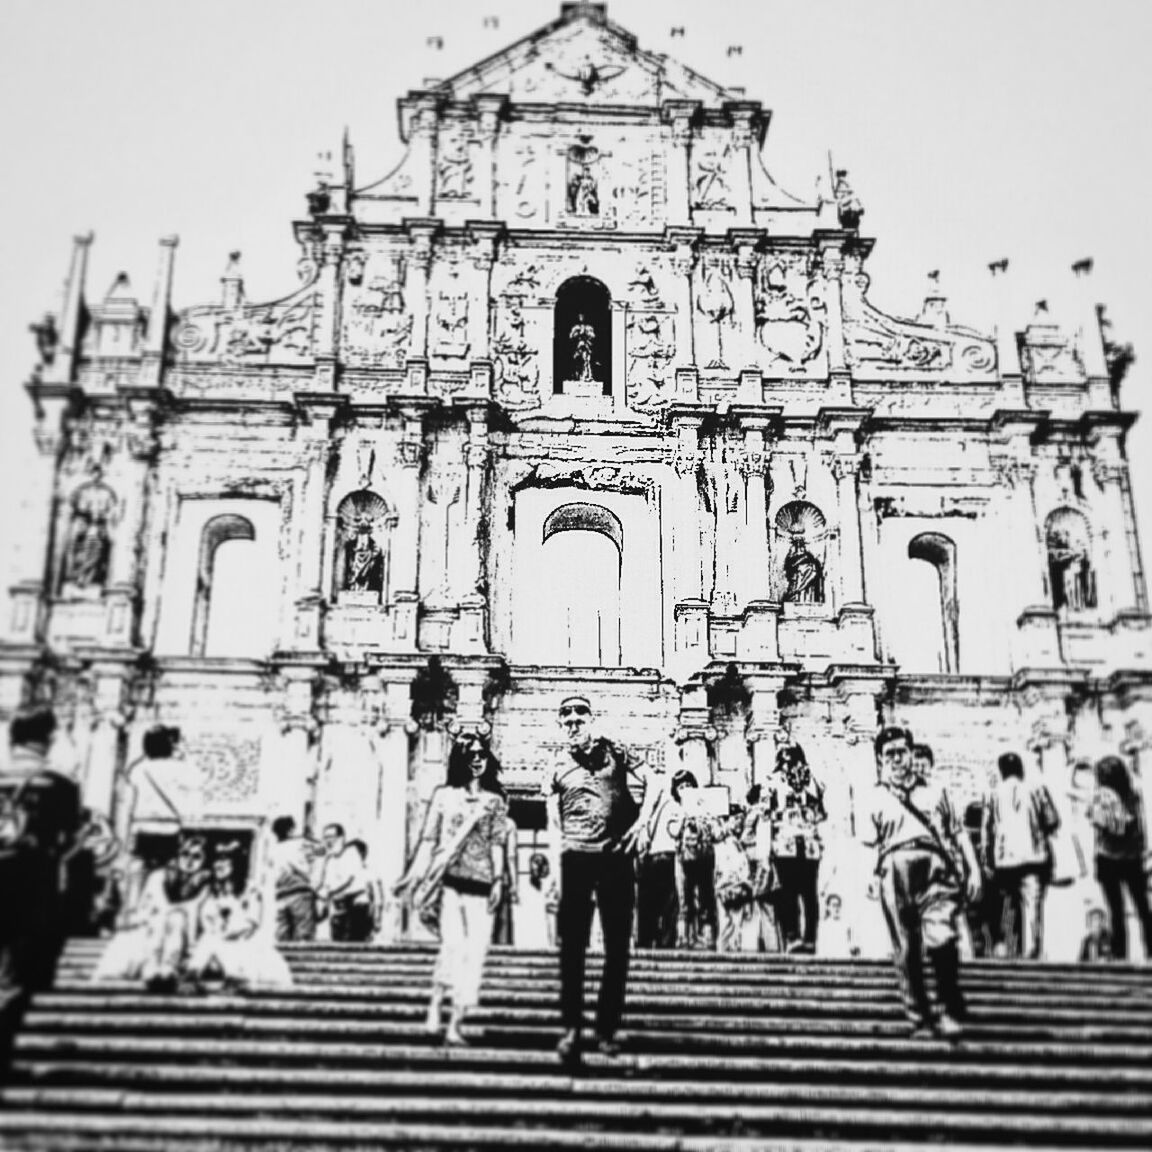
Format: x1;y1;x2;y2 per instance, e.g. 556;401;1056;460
556;1029;582;1064
444;1029;470;1048
935;1013;964;1040
909;1019;936;1040
594;1033;622;1057
144;973;176;994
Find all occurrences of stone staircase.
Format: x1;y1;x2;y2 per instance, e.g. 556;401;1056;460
1;939;1150;1150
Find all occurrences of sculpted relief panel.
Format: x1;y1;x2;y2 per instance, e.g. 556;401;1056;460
341;250;412;369
753;254;826;373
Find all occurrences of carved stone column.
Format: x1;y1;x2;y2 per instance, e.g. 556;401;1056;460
46;233;93;386
730;232;761;365
139;236;178;389
80;667;132;818
661;102;698;226
391;411;425;649
466;223;502;362
832;452;866;606
726;104;757;228
408;97;439;217
404;221;438;364
666;229;700;370
472;95;506;220
819;243;849;382
292;426;335;653
455;409;490;653
1091;441;1146;617
312;225;348;392
738;420;772;606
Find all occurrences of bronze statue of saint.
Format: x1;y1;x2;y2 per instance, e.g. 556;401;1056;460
343;523;385;593
569;314;597;382
63;512;111;589
783;535;823;603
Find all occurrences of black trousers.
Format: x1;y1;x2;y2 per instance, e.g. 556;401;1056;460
331;898;373;942
636;852;678;948
773;856;820;948
558;850;635;1037
1096;855;1152;960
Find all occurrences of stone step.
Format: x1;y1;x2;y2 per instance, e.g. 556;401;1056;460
10;1063;1148;1113
20;1007;1152;1046
0;1111;1134;1152
0;1102;1149;1150
16;1051;1152;1091
58;941;1152;982
15;1031;1152;1068
33;990;1152;1029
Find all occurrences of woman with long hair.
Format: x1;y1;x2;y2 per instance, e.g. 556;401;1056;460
1087;755;1152;960
188;841;292;990
394;732;507;1046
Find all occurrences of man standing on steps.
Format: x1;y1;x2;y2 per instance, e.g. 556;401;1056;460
860;726;982;1039
543;694;656;1063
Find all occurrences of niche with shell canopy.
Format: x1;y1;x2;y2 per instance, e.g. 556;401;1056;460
333;489;397;604
774;501;828;604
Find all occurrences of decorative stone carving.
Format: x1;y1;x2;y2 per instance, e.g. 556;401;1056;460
1019;325;1085;384
492;305;541;410
61;482;118;592
172;272;317;365
436;124;475;200
844;277;995;376
343;254;411;368
185;735;262;807
430;276;470;358
696;262;736;369
510;461;653;499
692;142;734;210
754;257;825;368
627;266;664;310
626;312;676;411
545;55;627;97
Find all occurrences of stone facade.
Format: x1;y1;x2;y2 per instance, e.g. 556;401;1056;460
4;3;1149;944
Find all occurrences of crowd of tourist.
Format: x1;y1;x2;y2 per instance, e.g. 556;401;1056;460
1;696;1150;1060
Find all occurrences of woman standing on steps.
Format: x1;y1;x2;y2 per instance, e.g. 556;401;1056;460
394;733;507;1046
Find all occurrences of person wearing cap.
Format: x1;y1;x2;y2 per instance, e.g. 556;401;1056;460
859;725;981;1039
542;694;656;1063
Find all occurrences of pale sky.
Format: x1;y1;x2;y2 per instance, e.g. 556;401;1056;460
1;0;1150;608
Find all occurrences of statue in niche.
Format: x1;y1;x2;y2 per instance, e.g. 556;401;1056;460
62;484;116;590
782;534;824;603
565;137;600;216
1047;525;1096;612
342;519;385;594
569;313;598;382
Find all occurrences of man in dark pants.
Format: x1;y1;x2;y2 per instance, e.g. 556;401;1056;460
544;695;655;1063
0;708;81;1058
860;726;981;1039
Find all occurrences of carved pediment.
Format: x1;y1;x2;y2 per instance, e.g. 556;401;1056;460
432;8;731;107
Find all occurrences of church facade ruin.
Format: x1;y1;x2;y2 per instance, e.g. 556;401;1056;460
4;2;1147;944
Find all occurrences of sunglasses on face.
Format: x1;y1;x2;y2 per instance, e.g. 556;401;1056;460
559;705;591;718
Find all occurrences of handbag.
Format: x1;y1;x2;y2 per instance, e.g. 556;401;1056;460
408;796;492;938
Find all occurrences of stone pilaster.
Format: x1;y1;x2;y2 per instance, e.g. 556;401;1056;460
312;224;348;392
391;411;425;649
661;102;698;227
472;95;507;220
466;222;503;362
138;235;178;388
665;228;700;370
403;221;439;363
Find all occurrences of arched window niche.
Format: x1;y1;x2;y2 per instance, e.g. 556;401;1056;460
1045;508;1097;613
541;501;623;666
333;489;396;605
190;514;256;657
553;276;612;398
908;531;960;674
774;501;827;604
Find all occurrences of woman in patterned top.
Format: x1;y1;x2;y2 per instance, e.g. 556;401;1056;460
394;733;507;1046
